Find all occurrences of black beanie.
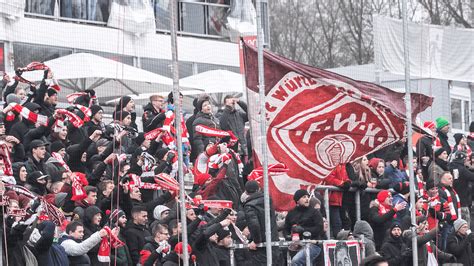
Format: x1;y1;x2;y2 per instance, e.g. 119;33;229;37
116;96;132;111
453;133;465;146
113;111;131;121
47;88;58;97
245;180;260;194
167;91;183;104
293;189;310;202
197;97;211;112
470;121;474;133
90;105;103;117
216;228;231;242
434;147;446;158
50;141;66;153
426;178;435;190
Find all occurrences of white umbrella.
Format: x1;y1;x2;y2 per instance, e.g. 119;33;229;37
14;53;177;100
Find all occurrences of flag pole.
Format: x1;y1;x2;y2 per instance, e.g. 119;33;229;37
255;0;272;264
170;1;189;265
401;0;418;264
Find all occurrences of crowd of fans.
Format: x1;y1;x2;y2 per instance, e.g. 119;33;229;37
0;68;473;266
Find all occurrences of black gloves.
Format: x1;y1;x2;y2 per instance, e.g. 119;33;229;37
401;247;412;258
341;181;351;191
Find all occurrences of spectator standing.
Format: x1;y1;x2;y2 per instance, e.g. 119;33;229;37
192;96;220;157
428;148;449;186
447;219;473;265
219;95;248;158
243;180;280;265
438;172;460;250
323;164;351;237
435;117;451;155
142;95;166;133
380;223;411;266
449;151;474;223
124;206;152;265
467;121;474;151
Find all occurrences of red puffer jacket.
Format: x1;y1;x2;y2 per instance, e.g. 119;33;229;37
323;165;350;206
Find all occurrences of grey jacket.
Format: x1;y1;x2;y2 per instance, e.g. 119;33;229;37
60;231;102;256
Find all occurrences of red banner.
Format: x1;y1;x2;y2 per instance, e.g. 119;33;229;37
243;43;433;211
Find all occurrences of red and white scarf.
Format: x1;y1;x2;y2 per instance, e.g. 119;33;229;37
56;109;84;128
154;173;179;192
0;142;13;176
247;163;290;183
128;174;162;191
51;152;71;173
74;104;91;122
163;110;190;144
440;186;461;221
71;172;88;201
455;144;472;157
378;201;395;218
40;197;66;226
194;125;238;146
11;103;48;126
67;92;97;107
98;226;125;262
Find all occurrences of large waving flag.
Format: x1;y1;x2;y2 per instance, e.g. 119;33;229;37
243;43;433;211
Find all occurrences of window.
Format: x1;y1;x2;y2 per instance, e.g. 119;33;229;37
450;97;470;131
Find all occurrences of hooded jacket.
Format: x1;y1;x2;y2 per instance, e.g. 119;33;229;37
447;232;473;266
380;229;410;266
83;206;103;265
284;204;324;240
124;222;152;265
353;220;376;256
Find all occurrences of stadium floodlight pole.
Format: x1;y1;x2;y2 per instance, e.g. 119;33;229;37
402;0;418;264
169;0;189;265
256;0;273;264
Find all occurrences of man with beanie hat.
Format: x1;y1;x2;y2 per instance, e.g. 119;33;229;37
84;105;105;137
435;116;452;155
453;133;472;156
284;189;323;265
34;70;58;117
369;190;406;249
116;96;138;130
243;180;280;265
447;218;473;265
142;94;166;133
109;209;132;265
416;121;436;174
380;223;411;265
428;147;449;186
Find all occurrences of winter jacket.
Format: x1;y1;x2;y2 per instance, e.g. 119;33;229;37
140;237;163;266
447;233;473;266
416;135;434;161
142;102;166;132
111;230;133;266
25;154;46;174
437;129;452;155
219;102;248;155
192;111;220;156
449;158;474;207
368;202;397;250
29;221;56;265
380;234;411;266
124;222;152;265
82;206;104;266
162;252;188;266
59;231;103;266
323;165;350;206
353;221;376;256
192;222;224;266
284;205;324;240
407;229;453;266
243;191;280;245
67;138;93;173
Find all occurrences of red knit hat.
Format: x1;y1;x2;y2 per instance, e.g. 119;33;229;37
174;242;192;255
368;158;383;171
423;121;435;130
377;190;391;203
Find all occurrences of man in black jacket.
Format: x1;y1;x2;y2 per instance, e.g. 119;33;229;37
219;95;248;157
449;151;474;223
435;117;452;155
125;205;152;265
284;189;324;265
243;180;280;265
380;223;411;266
447;218;473;266
142;95;166;133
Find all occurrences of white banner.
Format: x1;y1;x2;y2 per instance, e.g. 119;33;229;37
373;15;474;83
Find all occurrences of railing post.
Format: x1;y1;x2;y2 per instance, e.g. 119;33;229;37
305;241;311;266
324;188;330;239
229;245;235;266
355;190;361;221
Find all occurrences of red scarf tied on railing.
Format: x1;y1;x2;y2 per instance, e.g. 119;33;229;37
98;226;125;262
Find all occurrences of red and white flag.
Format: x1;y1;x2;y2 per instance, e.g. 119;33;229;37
243;43;433;211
